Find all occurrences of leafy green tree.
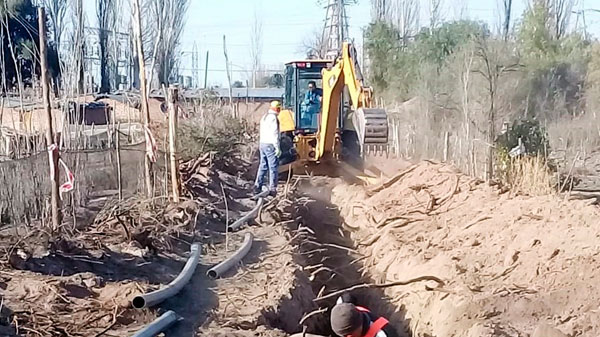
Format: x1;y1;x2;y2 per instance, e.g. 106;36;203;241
365;21;401;92
0;0;60;90
413;20;489;68
517;3;589;117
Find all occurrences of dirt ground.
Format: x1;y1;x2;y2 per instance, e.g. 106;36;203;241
0;145;332;336
330;160;600;337
2;107;600;337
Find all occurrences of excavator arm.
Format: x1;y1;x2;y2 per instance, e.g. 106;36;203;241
316;42;388;160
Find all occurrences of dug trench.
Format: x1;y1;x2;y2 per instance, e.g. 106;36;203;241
263;176;417;337
258;158;600;337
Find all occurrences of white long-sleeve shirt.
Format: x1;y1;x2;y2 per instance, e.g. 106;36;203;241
259;109;280;148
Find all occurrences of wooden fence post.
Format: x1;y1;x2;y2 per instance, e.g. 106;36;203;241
168;85;181;202
39;7;61;231
132;0;153;198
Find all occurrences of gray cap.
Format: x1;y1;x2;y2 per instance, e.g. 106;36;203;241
330;303;362;336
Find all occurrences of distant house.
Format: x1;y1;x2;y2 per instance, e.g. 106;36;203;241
206;88;284;103
66;101;113;125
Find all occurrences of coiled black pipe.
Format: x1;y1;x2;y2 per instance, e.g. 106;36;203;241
132;243;201;309
207;232;253;279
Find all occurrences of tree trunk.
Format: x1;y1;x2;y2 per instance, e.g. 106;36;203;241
487;92;495;182
99;32;110;93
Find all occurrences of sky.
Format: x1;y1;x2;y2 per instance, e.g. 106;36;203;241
83;0;600;87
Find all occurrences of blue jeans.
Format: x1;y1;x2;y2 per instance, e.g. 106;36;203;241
254;143;279;192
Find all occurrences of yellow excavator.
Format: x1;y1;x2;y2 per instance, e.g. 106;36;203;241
277;42;388;182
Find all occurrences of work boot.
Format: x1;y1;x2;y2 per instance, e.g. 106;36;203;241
269;190;277;197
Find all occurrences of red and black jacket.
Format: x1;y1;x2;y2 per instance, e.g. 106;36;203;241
354;306;398;337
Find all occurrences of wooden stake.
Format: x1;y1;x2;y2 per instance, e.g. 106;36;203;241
116;123;122;201
223;35;234;117
168;85;181;202
39;7;61;231
443;131;450;162
132;0;153;197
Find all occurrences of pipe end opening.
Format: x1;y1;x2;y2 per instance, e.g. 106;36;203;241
207;270;218;279
132;296;146;309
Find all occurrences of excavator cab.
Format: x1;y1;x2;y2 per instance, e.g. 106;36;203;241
282;60;331;131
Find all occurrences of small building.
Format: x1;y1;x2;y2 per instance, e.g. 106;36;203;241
66;101;113;125
210;88;284;103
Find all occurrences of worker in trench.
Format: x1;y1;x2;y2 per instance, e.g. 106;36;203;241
329;294;398;337
293;294;399;337
253;100;281;197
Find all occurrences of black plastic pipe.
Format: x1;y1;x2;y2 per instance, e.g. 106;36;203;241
130;310;178;337
228;194;266;231
132;243;201;309
207;232;253;279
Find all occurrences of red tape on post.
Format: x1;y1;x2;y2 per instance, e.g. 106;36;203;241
48;144;75;199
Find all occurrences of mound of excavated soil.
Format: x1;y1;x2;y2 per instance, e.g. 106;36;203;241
332;161;600;337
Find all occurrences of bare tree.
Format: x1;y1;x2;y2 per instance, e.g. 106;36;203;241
44;0;68;50
70;0;85;94
429;0;443;31
302;28;327;59
551;0;575;39
371;0;387;21
391;0;420;45
526;0;575;39
143;0;190;89
474;39;520;181
97;0;116;93
250;7;263;88
110;0;124;90
500;0;513;41
453;0;467;20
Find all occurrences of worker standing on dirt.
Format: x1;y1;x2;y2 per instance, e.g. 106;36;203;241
330;302;398;337
253;101;281;196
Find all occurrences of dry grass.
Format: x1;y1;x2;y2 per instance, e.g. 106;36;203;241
177;102;256;161
505;156;556;196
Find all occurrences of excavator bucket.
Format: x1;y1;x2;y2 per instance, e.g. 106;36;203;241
353;108;389;153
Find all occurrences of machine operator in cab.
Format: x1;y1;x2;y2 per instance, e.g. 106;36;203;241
300;81;322;129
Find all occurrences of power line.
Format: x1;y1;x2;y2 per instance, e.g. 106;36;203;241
178;67;281;73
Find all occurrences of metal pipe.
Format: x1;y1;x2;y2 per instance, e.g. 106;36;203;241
207;232;253;279
228;195;266;231
131;310;178;337
132;243;201;309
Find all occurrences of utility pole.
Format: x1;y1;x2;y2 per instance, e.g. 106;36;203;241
322;0;350;59
192;42;199;88
223;35;234;117
168;85;180;202
573;4;600;40
132;0;153;197
204;50;209;89
39;7;61;231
